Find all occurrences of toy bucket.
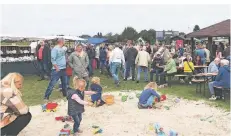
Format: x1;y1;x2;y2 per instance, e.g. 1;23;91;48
103;95;114;105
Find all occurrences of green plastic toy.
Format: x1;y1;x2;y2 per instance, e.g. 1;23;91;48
121;95;128;102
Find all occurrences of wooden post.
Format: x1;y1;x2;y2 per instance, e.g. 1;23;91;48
208;37;212;51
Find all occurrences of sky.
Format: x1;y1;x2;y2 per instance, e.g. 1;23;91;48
1;4;230;37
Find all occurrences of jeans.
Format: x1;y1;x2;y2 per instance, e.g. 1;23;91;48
208;81;215;95
184;72;193;82
159;72;176;86
141;96;154;107
100;60;106;73
72;113;82;133
38;60;50;78
111;62;121;83
1;112;32;136
125;62;135;80
59;76;71;89
137;66;148;81
44;69;67;99
88;59;94;76
150;69;163;82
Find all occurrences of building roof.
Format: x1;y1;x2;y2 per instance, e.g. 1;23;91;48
186;19;230;38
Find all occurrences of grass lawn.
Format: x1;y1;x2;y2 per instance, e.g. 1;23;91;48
21;70;230;111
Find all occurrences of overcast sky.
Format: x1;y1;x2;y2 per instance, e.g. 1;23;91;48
1;4;230;36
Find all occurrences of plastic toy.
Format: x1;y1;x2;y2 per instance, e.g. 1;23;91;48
169;129;178;136
121;95;128;102
154;123;166;136
42;102;58;112
155;95;167;102
93;128;103;134
58;124;73;136
55;116;73;122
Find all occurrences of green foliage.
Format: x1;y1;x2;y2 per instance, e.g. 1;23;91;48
120;27;138;41
193;25;200;32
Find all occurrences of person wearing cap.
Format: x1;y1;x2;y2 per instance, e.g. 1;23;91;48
44;38;67;101
35;40;51;81
109;44;125;87
68;44;90;89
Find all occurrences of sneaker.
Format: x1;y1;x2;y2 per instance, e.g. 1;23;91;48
127;77;132;80
209;95;217;100
73;132;79;136
189;82;192;85
136;81;139;83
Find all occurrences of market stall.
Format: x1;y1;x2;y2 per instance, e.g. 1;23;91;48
1;45;38;78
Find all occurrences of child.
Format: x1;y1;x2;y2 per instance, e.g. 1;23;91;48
67;77;95;136
90;77;105;107
138;82;161;109
194;56;202;66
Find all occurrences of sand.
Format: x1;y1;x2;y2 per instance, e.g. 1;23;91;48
18;91;230;136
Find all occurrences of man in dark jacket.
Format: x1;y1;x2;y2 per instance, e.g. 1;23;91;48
35;40;51;81
124;42;138;81
146;42;152;55
99;45;107;74
86;45;96;77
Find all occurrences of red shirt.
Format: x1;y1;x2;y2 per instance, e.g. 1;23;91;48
38;46;44;60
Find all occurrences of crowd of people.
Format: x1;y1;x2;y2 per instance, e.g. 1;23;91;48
0;38;230;136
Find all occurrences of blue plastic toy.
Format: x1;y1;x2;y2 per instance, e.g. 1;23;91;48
154;123;166;136
169;129;178;136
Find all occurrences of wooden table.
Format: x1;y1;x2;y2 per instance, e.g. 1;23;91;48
192;73;218;96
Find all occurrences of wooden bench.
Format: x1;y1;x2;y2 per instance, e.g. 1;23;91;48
191;79;206;95
214;86;230;102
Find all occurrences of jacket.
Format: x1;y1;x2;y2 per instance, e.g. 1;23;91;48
86;48;96;59
99;47;107;61
67;88;85;115
36;44;51;63
68;51;89;78
135;50;150;67
151;57;164;70
125;47;138;64
0;86;29;128
208;61;219;73
213;65;230;88
183;61;194;73
164;58;177;74
90;83;103;102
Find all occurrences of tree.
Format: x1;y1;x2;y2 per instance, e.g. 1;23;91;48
79;35;91;39
138;29;156;44
121;27;138;41
193;25;200;32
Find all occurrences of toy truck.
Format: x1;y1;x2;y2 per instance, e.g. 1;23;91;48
41;102;58;112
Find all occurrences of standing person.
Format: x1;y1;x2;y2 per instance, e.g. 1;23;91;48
224;44;230;60
99;44;107;74
109;44;125;87
123;41;130;79
86;44;96;77
211;41;218;58
68;44;90;89
95;45;100;69
203;45;211;65
67;78;95;136
0;73;31;136
106;45;114;77
135;47;151;83
44;38;67;101
146;42;152;55
124;41;138;81
36;40;51;81
195;43;206;65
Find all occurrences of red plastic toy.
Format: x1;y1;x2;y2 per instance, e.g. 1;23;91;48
55;116;73;122
155;95;167;102
46;102;58;109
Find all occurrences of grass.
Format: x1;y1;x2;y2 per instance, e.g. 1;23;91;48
21;70;230;111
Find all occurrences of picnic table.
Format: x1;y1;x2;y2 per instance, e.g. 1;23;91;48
192;73;218;96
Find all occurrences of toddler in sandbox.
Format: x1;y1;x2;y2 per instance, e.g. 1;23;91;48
66;77;96;136
90;77;105;107
138;82;161;109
